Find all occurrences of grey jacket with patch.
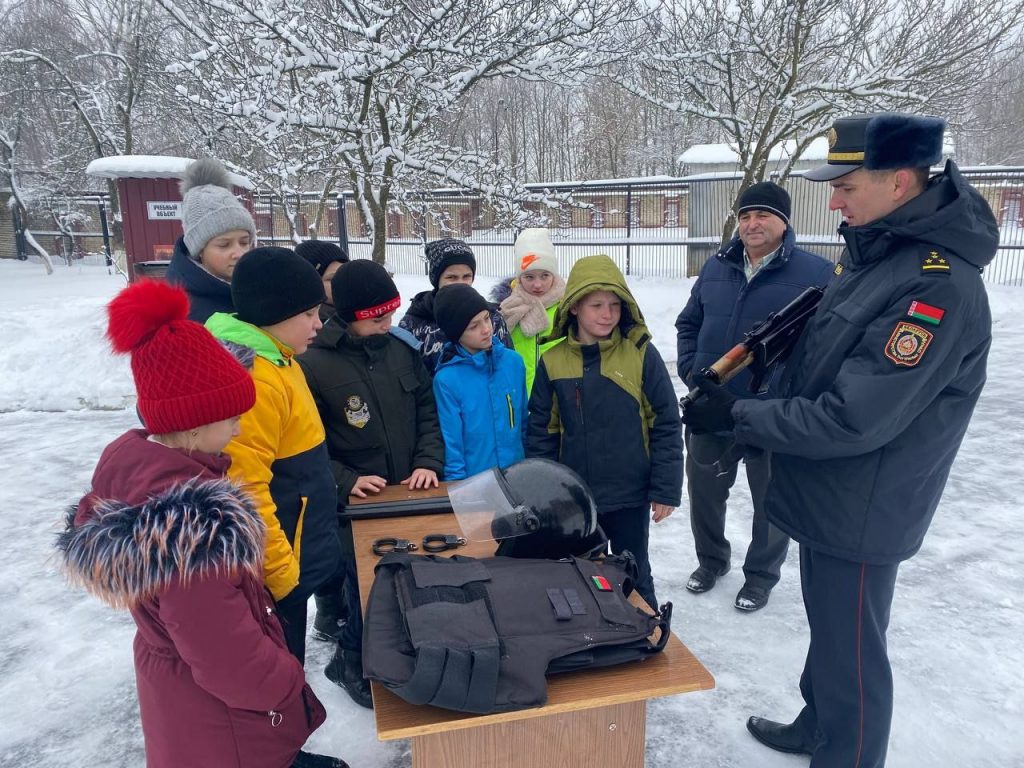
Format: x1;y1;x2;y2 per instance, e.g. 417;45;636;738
732;161;997;564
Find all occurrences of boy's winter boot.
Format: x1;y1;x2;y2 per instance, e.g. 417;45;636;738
325;645;374;709
311;592;347;642
291;750;350;768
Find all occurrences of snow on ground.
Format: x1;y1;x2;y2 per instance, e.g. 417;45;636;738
1;260;1022;767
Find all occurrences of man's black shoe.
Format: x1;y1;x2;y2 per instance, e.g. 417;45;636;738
746;716;815;755
325;646;374;709
686;564;729;594
734;584;770;612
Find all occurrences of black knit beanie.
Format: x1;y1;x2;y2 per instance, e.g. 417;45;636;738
295;239;349;276
434;284;490;345
332;259;401;323
425;238;476;288
231;246;326;327
736;182;791;225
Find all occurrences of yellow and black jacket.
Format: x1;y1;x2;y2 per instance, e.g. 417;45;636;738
206;312;341;602
526;255;683;513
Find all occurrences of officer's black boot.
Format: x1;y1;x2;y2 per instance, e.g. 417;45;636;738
290;750;350;768
746;716;816;755
311;592;347;642
325;645;373;709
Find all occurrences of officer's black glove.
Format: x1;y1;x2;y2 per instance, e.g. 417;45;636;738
682;378;737;435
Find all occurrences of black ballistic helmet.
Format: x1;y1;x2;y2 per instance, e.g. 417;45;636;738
449;458;606;559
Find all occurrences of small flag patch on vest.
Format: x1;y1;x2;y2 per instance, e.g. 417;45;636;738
591;575;613;592
907;300;944;326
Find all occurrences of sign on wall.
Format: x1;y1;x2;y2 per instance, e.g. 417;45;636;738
147;201;182;220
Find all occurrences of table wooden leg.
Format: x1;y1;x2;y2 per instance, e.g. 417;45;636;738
411;701;647;768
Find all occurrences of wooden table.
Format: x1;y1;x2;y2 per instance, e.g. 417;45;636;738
348;484;714;768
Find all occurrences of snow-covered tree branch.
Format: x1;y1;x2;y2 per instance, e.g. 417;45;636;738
156;0;648;261
612;0;1024;242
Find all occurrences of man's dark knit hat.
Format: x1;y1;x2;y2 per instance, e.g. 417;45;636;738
231;246;325;327
425;238;476;288
736;182;791;225
434;284;490;345
332;259;401;323
295;239;349;276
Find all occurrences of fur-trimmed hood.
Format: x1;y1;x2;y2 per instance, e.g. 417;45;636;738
58;478;265;609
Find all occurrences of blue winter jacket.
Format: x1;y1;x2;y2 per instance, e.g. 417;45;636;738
675;228;834;397
165;236;235;324
432;338;528;480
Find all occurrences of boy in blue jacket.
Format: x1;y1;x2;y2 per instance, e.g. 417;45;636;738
432;284;527;479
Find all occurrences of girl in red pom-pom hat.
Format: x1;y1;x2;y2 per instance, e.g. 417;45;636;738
56;280;349;768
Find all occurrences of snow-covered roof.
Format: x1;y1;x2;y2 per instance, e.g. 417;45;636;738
678;137;831;166
85;156;254;189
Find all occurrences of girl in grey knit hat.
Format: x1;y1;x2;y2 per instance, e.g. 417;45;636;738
165;158;258;322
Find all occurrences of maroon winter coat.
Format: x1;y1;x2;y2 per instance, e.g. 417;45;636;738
59;429;326;768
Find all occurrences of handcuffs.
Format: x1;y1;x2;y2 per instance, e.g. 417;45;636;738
371;534;466;556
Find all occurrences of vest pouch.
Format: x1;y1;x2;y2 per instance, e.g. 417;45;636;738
570;556;643;629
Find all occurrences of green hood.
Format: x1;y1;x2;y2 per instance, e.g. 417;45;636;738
205;312;289;366
547;254;649;342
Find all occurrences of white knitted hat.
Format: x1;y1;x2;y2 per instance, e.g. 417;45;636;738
514;228;558;277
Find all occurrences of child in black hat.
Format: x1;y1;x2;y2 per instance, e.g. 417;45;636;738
432;283;527;479
295;240;349;324
297;259;444;708
398;238;513;374
205;246;342;666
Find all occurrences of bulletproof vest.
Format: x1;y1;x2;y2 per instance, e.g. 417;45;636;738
362;552;672;714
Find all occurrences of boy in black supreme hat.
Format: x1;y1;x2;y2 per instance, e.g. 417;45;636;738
682;113;996;767
298;259;444;708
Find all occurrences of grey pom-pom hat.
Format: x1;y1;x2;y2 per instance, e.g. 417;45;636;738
179;158;257;258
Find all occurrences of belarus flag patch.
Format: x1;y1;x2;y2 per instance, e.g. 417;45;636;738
907;300;944;326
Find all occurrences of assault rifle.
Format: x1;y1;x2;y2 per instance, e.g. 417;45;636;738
680;285;825;408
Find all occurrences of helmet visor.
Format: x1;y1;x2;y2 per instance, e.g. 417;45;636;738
448;467;539;542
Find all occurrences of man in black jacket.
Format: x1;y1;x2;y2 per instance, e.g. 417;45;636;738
683;113;997;767
675;182;833;612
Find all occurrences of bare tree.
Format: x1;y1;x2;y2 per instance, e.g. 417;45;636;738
614;0;1024;243
155;0;647;262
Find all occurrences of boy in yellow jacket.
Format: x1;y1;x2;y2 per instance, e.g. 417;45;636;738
207;246;342;664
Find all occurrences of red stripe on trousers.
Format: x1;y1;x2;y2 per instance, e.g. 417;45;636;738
855;563;866;767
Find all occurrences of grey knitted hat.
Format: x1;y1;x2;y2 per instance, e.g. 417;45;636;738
179;158;257;258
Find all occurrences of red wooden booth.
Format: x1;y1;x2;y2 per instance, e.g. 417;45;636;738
86;155;254;282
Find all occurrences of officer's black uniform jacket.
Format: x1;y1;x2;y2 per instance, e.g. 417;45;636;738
298;316;445;498
732;161;997;564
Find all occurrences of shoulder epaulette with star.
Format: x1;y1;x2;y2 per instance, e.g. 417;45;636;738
921;249;951;276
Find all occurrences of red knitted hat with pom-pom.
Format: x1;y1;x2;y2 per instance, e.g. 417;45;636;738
106;280;255;433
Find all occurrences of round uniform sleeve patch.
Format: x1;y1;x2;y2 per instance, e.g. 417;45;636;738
884;321;933;367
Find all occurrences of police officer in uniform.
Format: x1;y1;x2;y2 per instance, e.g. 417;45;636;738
682;113;997;766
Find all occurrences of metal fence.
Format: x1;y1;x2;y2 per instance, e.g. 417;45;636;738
10;168;1024;284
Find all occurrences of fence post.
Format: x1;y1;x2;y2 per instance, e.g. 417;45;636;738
625;183;633;276
268;195;275;242
12;205;26;260
336;193;349;253
98;198;113;272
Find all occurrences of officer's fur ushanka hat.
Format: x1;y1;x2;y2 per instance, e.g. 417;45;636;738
805;113;946;181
